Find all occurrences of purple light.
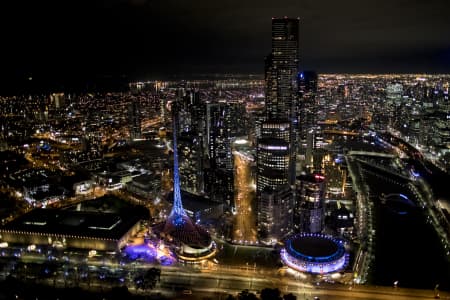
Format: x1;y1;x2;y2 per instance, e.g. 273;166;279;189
124;244;157;261
123;243;176;265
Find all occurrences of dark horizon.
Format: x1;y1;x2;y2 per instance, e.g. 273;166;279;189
3;70;450;96
1;0;450;93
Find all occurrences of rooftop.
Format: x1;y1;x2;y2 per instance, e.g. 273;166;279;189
1;208;142;240
285;234;345;263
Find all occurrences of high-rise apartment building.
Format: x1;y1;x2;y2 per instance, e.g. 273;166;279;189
206;101;247;206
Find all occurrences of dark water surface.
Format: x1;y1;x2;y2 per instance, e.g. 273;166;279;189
361;168;450;291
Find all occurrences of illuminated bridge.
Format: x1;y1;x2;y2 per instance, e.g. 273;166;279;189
347;151;410;181
347;151;395;158
351;158;411;181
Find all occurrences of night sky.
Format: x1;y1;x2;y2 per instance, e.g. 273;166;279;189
1;0;450;91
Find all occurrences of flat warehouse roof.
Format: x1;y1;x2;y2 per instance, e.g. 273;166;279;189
1;208;142;240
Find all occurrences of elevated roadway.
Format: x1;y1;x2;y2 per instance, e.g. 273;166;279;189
347;151;395;159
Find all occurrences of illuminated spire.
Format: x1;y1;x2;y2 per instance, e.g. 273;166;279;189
168;108;187;225
157;103;213;251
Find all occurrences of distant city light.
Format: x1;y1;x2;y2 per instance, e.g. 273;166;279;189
314;174;325;180
234;139;248;145
263;145;288;150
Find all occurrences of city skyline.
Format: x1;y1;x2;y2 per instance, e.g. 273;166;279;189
1;0;450;93
0;70;450;297
0;3;450;298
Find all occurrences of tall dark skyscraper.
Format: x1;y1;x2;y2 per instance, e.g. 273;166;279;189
128;100;142;141
267;17;300;185
257;17;300;243
298;71;318;169
298;71;318;139
265;17;300;121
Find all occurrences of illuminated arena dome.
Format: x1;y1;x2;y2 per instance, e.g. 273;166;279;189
281;233;348;274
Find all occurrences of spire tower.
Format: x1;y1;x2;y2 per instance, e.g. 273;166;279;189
168;112;188;225
153;100;216;262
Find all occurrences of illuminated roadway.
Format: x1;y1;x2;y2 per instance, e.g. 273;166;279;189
140;264;450;300
232;150;257;243
169;272;448;300
323;129;359;136
9;251;449;300
347;151;395;159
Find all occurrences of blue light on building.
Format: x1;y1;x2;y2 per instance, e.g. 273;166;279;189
169;121;189;226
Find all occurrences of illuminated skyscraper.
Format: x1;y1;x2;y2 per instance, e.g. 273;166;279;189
257;138;293;241
386;83;403;129
257;138;290;193
264;17;299;184
256;17;299;242
50;93;65;109
265;17;300;121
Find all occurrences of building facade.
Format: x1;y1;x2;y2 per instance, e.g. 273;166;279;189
256;17;300;242
294;173;325;233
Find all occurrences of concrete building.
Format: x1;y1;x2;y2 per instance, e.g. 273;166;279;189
0;209;142;251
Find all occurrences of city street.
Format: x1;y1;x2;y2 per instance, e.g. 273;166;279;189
233;150;257;243
2;246;448;300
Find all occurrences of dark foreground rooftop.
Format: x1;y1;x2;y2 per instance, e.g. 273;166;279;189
1;208;142;240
